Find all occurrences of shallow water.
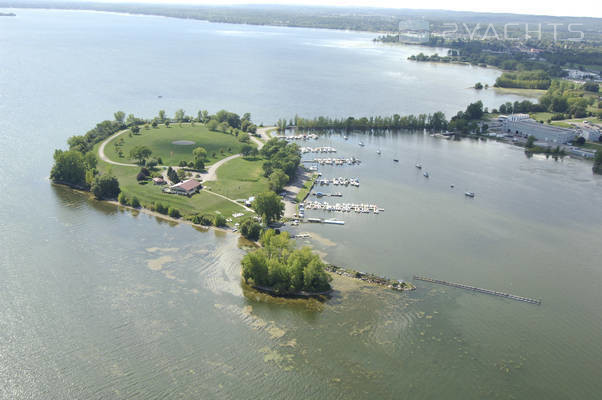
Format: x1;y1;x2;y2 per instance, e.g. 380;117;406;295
1;8;601;399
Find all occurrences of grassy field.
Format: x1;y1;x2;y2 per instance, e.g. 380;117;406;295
104;123;250;166
94;129;257;222
97;163;250;219
295;173;317;203
203;157;269;200
492;87;546;98
581;142;602;152
529;113;602;127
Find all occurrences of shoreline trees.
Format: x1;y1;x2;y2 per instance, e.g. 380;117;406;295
242;230;331;295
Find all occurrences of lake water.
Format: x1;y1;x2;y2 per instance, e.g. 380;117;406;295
1;9;601;399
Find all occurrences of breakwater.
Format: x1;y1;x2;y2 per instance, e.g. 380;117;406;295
414;276;541;305
326;265;415;292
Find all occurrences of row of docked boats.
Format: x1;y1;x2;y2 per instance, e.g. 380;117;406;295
300;146;337;154
318;177;360;187
277;133;318;141
311;157;361;166
303;201;384;214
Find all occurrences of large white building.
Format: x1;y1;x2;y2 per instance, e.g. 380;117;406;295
498;115;577;144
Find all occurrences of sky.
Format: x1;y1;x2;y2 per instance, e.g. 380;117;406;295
82;0;602;18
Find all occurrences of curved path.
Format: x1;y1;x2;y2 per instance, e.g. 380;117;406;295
98;128;137;167
97;124;273;214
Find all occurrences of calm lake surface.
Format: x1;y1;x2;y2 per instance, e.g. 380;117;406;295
1;9;601;399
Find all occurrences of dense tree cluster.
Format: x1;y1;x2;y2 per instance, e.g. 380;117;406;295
260;138;301;182
242;230;331;294
91;174;120;200
495;80;597;119
448;101;486;134
494;70;551;90
239;218;262;241
252;191;284;225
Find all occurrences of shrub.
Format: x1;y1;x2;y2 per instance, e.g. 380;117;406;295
91;174;120;200
118;192;128;205
168;207;181;218
179;160;188;167
155;203;168;214
240;218;262;241
131;196;141;208
191;214;213;225
214;214;227;227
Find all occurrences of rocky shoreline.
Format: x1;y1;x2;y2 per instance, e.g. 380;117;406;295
325;265;416;292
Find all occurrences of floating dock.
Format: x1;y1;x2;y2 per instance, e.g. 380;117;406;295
414;276;541;305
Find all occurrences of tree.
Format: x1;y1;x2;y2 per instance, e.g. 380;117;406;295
131;196;141;208
242;250;269;286
474;82;483;89
131;125;140;135
50;149;87;187
238;132;250;143
206;119;219;131
114;111;125;124
167;166;179;183
214;214;227;227
130;146;152;165
118;192;128;205
158;110;166;123
241;144;253;157
91;174;120;200
268;169;289;193
192;146;207;162
174;109;185;122
125;113;138;127
253;191;284;225
240;218;262;241
526;135;536;148
583;82;600;93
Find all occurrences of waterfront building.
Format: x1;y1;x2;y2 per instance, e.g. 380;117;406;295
498;115;577;144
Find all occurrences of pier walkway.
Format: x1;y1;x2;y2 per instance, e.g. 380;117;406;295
414;276;541;305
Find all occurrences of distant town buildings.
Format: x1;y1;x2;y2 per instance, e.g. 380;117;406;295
563;69;601;82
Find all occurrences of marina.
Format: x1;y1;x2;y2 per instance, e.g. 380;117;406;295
303;200;383;214
277;133;318;141
414;276;542;305
318;177;360;187
301;146;337;154
303;157;361;166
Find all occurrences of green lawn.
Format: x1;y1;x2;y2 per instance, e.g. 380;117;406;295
295;173;317;203
203;157;269;200
493;87;546;98
105;123;251;166
98;163;250;219
581;142;602;152
529;113;602;127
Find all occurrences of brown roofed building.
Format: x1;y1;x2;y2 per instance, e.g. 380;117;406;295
171;179;202;196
